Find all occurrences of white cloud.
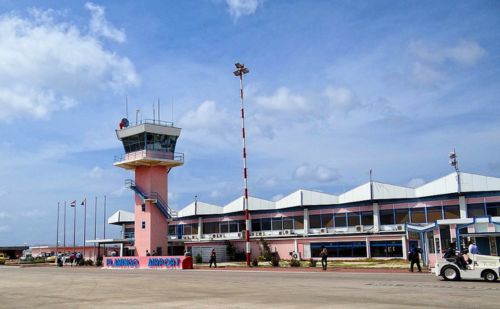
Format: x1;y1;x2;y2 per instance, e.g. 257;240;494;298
85;2;126;43
324;86;360;111
0;6;138;121
407;178;426;188
178;100;238;150
226;0;263;20
412;62;443;85
410;40;486;66
111;186;127;197
0;212;9;219
87;166;104;179
0;225;11;233
19;209;45;218
254;87;309;112
294;164;340;183
260;176;279;188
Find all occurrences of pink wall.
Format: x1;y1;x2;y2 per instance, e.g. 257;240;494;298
134;165;169;256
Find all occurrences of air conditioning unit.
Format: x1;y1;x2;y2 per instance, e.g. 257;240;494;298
218;234;223;238
183;235;190;240
397;225;404;231
278;231;283;235
283;230;290;235
212;234;217;239
320;228;327;234
258;232;263;236
251;232;258;237
238;232;242;238
355;225;364;232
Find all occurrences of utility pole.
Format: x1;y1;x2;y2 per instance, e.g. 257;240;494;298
233;62;251;267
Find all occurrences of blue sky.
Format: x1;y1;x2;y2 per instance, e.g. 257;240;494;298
0;0;499;245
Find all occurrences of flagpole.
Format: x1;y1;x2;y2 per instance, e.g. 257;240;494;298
63;201;66;251
73;201;76;254
94;196;97;260
83;198;86;260
103;195;107;255
56;202;60;262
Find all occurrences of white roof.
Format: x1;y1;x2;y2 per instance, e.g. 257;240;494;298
175;172;500;217
108;210;135;225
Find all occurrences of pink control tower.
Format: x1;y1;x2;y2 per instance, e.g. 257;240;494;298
114;117;183;256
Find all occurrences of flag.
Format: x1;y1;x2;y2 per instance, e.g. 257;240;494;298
70;200;76;207
81;198;86;206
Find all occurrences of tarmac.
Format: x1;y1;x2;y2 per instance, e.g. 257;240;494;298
1;266;499;308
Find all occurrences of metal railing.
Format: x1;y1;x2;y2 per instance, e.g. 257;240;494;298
114;150;184;163
123;119;175;128
124;179;176;219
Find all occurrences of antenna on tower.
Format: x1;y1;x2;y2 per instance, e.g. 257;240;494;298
153;102;156;124
157;98;160;122
125;95;129;119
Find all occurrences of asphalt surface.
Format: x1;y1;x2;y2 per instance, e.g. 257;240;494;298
0;266;499;308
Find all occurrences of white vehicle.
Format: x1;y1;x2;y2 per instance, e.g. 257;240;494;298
435;254;500;282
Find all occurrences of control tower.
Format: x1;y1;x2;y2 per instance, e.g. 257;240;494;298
114;117;183;256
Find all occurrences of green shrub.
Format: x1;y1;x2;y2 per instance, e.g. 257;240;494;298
95;257;103;267
252;258;259;267
259;238;272;261
225;241;236;261
270;252;280;267
289;258;301;267
234;250;246;261
309;258;317;267
195;253;202;264
257;255;266;262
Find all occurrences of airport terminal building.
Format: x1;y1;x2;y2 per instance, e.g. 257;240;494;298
111;171;500;267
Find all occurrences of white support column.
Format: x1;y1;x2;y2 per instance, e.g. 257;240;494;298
366;237;371;258
294;239;298;253
120;243;124;257
401;235;407;260
459;196;467;219
198;217;203;240
304;208;309;236
373;202;380;233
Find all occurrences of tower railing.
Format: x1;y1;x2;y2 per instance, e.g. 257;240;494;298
121;119;175;128
125;179;176;219
114;150;184;163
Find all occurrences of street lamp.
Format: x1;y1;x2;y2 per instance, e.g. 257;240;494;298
449;149;461;194
233;62;251;267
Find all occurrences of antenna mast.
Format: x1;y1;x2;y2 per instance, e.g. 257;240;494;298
125;95;129;119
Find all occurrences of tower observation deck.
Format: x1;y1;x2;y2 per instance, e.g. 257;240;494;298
114;118;183;257
114;119;184;169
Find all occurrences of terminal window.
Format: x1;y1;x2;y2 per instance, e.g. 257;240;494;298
370;240;403;258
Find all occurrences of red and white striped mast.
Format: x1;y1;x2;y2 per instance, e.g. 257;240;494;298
233;63;251;267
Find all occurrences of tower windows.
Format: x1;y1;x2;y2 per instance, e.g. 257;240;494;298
142;221;146;229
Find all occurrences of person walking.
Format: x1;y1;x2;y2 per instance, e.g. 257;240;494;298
146;250;151;256
320;246;328;270
209;249;217;268
409;245;422;272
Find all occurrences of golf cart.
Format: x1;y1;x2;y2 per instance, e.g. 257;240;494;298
435;254;500;282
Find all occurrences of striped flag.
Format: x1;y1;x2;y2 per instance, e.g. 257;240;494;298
70;200;76;207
